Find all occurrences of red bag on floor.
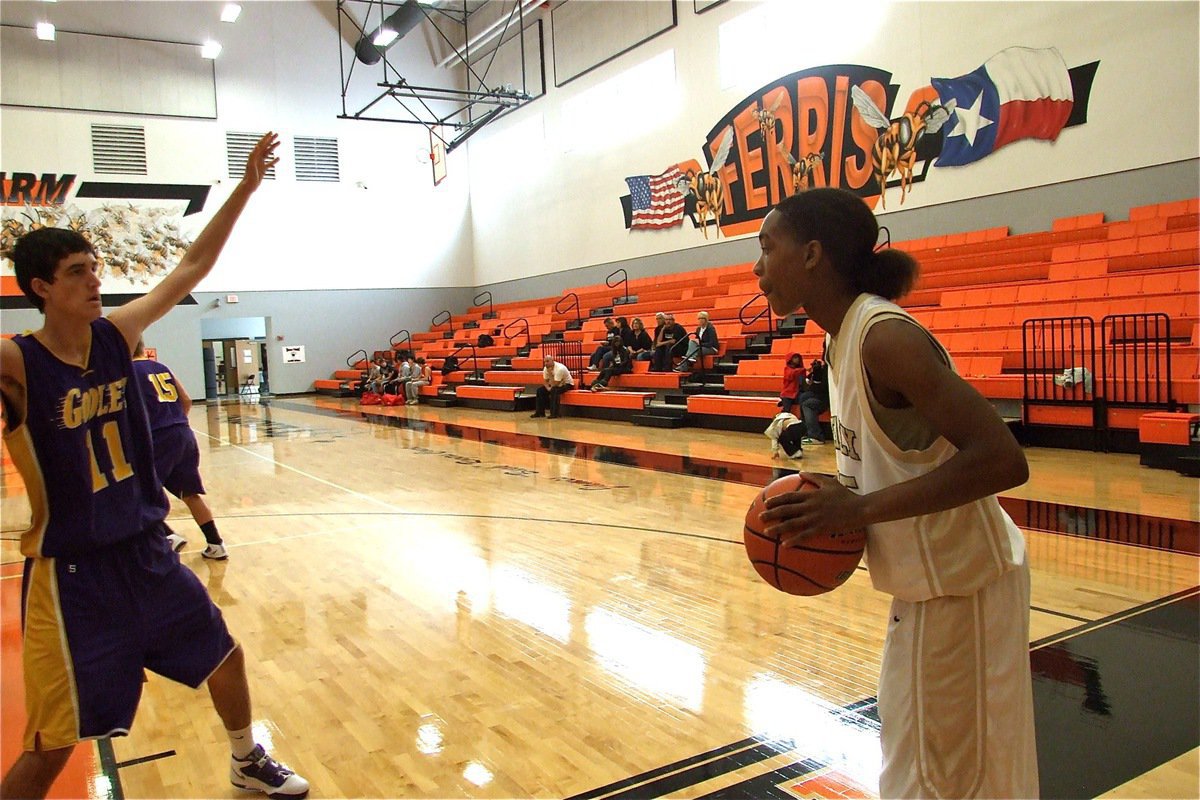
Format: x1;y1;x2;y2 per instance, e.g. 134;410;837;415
382;393;404;406
360;392;382;405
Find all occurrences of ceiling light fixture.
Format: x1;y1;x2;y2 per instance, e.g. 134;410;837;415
220;3;241;23
201;40;222;59
372;27;399;47
36;22;55;40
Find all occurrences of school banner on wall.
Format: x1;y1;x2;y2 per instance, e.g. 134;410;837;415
620;46;1098;239
0;176;210;308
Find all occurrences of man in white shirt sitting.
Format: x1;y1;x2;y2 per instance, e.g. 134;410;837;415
532;355;574;419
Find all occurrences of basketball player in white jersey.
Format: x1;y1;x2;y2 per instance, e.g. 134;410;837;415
753;188;1038;798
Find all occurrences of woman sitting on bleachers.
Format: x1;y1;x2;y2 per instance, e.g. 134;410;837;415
590;336;633;391
628;317;653;360
614;316;633;347
641;313;666;362
674;311;719;372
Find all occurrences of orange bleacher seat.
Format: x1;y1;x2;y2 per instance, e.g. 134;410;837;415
560;391;654;410
456;385;524;403
687;395;778;419
737;359;786;376
724;375;780;393
604;373;682;391
1052;212;1105;232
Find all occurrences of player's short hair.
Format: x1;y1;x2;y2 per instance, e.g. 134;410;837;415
11;228;96;312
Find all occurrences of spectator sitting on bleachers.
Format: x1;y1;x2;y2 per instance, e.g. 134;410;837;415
590;336;633;391
629;317;653;360
532;355;574;419
405;357;432;405
614;316;633;347
394;355;416;394
674;311;719;372
364;357;384;394
588;317;619;370
640;312;666;361
779;352;806;414
378;359;399;394
798;357;829;444
651;312;687;372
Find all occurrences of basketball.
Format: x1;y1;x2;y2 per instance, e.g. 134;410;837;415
743;474;866;596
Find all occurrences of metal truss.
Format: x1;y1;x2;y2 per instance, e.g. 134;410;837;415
336;0;537;152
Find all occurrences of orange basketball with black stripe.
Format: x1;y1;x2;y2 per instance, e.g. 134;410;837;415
743;474;866;595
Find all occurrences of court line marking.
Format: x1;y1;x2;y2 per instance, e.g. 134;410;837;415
114;749;176;769
1030;585;1200;650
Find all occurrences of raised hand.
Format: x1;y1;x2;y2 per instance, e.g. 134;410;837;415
241;132;280;192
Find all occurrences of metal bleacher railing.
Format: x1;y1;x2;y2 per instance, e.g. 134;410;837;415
542;340;585;386
1023;311;1178;451
432;310;454;338
389;329;411;355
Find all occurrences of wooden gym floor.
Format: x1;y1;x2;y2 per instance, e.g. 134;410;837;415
2;395;1196;799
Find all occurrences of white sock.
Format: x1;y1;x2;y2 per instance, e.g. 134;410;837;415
227;725;256;759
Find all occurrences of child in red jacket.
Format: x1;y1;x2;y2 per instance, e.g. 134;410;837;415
778;352;806;414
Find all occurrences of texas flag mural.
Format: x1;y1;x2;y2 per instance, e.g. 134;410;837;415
931;46;1074;167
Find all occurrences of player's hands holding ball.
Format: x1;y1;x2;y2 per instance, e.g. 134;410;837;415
762;472;867;547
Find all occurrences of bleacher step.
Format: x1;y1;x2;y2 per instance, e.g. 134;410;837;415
680;383;727;395
425;397;457;408
777;314;809;335
644;403;690;418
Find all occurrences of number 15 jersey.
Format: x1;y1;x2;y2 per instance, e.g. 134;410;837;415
6;318;169;558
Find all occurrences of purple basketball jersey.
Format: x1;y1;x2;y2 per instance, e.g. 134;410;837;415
131;358;189;432
8;319;169;557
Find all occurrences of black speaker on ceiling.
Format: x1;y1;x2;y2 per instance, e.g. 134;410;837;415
355;0;424;65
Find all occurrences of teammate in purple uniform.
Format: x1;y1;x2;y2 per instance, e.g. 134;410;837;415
132;340;227;559
0;133;309;799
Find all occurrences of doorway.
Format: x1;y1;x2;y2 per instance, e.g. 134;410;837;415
201;316;270;399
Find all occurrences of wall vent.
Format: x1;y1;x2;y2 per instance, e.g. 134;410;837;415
226;132;277;180
294;136;340;182
91;124;147;175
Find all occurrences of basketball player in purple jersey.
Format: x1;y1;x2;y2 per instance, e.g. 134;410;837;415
0;133;309;799
132;340;228;560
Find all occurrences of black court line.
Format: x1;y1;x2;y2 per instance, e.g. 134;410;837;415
1030;604;1092;624
96;738;125;800
263;398;1200;555
565;737;763;800
1030;584;1200;649
114;749;176;769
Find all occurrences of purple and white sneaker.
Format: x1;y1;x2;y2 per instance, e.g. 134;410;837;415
230;744;309;798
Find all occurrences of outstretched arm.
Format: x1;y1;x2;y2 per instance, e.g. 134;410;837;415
763;319;1028;543
110;133;280;352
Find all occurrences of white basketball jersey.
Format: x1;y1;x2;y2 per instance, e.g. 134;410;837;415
826;294;1026;602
